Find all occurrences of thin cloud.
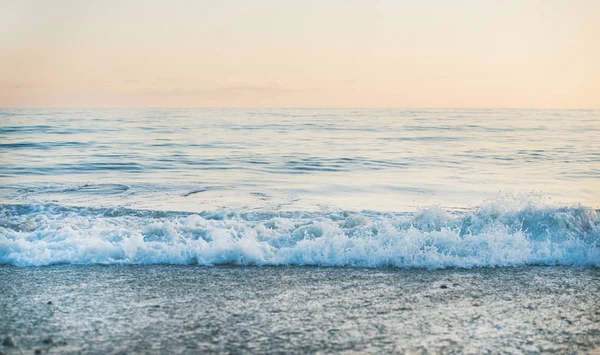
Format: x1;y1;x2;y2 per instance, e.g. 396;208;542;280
141;83;318;97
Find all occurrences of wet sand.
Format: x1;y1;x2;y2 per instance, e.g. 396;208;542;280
1;265;599;354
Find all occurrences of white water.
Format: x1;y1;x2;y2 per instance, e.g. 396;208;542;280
2;196;598;268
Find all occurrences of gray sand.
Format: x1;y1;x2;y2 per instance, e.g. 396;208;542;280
1;265;599;354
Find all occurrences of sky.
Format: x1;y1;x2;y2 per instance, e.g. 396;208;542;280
0;0;599;108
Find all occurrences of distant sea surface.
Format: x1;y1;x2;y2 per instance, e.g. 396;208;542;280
0;108;599;267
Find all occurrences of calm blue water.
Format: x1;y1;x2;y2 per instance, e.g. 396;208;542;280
1;108;599;267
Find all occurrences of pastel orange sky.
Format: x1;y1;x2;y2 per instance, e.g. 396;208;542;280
1;0;599;108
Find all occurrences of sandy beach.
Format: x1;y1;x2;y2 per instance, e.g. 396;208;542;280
1;265;599;354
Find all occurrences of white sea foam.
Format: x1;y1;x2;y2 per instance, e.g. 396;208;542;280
1;198;598;268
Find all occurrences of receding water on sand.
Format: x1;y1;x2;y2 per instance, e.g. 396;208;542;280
1;265;599;354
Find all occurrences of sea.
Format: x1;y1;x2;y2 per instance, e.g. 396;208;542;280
1;108;599;353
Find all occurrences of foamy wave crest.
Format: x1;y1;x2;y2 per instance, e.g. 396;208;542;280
1;199;599;268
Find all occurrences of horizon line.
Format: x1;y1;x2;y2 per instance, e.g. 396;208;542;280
1;107;598;110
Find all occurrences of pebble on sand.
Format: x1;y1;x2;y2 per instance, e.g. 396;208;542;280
2;336;15;347
440;284;449;289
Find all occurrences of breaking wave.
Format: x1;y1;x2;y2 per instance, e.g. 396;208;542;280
1;197;599;268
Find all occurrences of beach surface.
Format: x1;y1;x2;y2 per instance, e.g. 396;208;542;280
1;265;599;354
